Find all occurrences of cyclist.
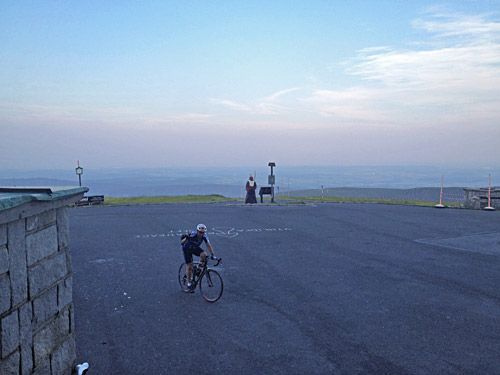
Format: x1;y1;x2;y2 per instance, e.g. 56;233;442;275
181;224;217;293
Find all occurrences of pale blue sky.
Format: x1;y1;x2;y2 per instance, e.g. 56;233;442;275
1;1;499;170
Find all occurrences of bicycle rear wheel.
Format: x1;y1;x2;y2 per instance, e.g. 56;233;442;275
199;269;223;302
178;263;190;292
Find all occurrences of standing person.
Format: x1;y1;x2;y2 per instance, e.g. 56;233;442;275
245;175;257;204
181;224;216;293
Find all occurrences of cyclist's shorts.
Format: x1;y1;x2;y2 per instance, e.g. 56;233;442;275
183;246;203;264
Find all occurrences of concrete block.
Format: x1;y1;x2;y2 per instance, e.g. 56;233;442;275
0;246;8;274
56;208;70;250
70;306;75;334
33;309;70;367
32;359;50;375
7;219;28;306
0;349;20;374
29;252;68;298
1;310;20;358
0;274;11;315
65;246;73;274
33;286;58;328
26;210;56;233
51;334;76;375
26;225;58;266
58;277;72;312
19;302;33;375
0;224;6;247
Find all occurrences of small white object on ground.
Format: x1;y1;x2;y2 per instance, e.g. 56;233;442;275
76;362;89;374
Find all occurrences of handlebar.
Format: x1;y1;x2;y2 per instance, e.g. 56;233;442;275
210;257;222;267
197;257;222;268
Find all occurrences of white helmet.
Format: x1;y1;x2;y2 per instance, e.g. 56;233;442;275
196;224;207;233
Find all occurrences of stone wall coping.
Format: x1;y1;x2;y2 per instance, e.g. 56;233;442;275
0;187;88;225
0;187;89;212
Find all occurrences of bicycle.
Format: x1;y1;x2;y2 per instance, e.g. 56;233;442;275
178;257;223;302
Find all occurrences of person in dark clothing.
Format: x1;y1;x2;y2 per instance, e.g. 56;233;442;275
245;176;257;204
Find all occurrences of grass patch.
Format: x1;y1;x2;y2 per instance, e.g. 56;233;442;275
86;194;462;207
280;196;463;207
104;194;238;205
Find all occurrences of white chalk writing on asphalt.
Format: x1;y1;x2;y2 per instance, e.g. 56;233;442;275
134;227;292;239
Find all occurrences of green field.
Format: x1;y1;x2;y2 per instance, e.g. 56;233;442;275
281;196;462;207
103;194;237;205
98;194;461;208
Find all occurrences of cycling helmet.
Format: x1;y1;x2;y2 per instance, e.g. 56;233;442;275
196;223;207;233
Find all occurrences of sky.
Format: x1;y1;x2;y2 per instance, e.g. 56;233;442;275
1;0;499;171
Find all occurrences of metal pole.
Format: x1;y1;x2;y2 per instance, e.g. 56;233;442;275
485;174;495;210
271;164;274;203
268;162;276;203
435;175;445;208
488;174;491;208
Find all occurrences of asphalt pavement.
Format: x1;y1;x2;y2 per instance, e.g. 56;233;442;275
69;202;500;375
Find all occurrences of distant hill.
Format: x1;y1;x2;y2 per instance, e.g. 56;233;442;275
286;187;465;202
0;166;483;201
0;178;78;187
0;178;243;198
0;177;466;201
77;182;243;198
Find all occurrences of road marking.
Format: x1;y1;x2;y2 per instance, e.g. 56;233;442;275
415;232;500;256
89;258;115;264
133;227;292;239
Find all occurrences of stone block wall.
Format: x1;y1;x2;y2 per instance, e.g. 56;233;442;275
0;207;76;375
464;188;500;209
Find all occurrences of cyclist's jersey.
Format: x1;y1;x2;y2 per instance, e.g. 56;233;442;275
182;230;210;248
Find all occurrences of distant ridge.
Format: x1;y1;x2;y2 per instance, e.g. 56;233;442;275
0;178;467;201
1;164;492;200
0;178;242;198
0;178;77;187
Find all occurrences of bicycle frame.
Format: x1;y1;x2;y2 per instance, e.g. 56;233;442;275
191;258;221;286
178;257;223;302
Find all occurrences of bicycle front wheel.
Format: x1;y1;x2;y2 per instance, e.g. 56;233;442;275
200;269;223;302
178;263;190;292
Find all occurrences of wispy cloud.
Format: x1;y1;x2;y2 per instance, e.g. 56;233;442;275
211;11;499;127
254;88;300;115
300;88;393;123
211;88;299;115
0;103;147;124
0;102;217;129
210;99;251;112
167;113;215;121
263;88;299;101
413;9;500;40
350;11;500;87
309;10;500;125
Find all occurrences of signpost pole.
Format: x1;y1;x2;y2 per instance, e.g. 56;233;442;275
268;162;276;203
75;161;83;187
